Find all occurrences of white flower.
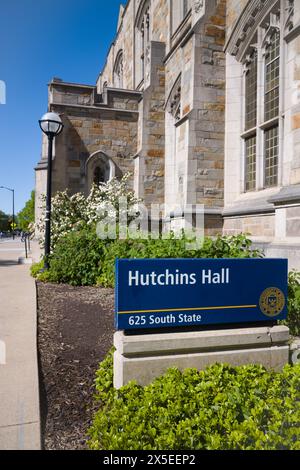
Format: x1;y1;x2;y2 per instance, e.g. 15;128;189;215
35;173;142;251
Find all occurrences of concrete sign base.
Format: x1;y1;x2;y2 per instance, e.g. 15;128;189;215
114;326;290;388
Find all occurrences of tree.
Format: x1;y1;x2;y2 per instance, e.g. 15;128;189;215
18;190;35;231
0;210;10;231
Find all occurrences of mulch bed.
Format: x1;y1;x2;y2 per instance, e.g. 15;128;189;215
36;282;115;450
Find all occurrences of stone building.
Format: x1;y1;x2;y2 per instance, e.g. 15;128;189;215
35;0;300;267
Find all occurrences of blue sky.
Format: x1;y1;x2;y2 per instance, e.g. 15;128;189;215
0;0;124;215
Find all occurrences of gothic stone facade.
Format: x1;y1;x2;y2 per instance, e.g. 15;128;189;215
35;0;300;268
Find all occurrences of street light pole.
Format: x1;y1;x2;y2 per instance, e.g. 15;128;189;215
0;186;15;240
39;112;64;269
44;134;54;268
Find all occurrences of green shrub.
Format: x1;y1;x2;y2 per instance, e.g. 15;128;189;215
97;233;263;287
281;271;300;337
30;259;56;283
39;225;108;286
32;232;262;288
88;352;300;450
31;229;299;336
30;260;44;278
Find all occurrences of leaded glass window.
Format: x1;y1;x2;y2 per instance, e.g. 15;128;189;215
245;136;257;191
242;5;281;193
264;30;280;122
245;51;257;131
265;126;279;187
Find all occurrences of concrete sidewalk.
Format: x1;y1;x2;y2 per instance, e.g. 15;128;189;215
0;239;41;450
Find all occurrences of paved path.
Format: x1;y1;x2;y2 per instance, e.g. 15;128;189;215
0;239;41;450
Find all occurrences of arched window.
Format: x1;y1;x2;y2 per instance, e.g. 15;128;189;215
113;51;124;89
244;50;258;192
85;151;122;192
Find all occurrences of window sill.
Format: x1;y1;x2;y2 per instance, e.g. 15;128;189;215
240;187;279;199
241;127;256;139
241;117;279;138
260;117;279;130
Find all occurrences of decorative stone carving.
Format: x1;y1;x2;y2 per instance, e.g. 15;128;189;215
225;0;281;61
261;13;280;56
243;46;258;74
284;0;294;33
194;0;204;14
192;0;205;27
170;86;181;122
144;44;151;87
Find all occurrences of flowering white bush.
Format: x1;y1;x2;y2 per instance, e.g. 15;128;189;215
36;173;141;250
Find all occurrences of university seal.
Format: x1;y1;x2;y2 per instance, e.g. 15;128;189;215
259;287;285;317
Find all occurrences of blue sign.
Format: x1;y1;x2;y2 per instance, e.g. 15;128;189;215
115;258;288;331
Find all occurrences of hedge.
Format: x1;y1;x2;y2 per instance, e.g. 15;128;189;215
32;230;262;288
88;349;300;451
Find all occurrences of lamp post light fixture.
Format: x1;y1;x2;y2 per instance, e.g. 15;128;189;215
39;112;64;269
0;186;15;240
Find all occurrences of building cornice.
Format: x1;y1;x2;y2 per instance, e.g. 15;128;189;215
164;207;223;222
223;184;300;216
104;87;143;98
223;206;275;218
50;102;139;121
268;184;300;206
49;80;95;90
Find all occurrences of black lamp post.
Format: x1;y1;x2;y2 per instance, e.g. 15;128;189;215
39;112;64;269
0;186;15;239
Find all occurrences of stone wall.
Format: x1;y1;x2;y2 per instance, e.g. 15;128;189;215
97;0;135;91
53;108;138;195
192;0;226;209
164;0;226;224
152;0;169;44
135;41;166;207
223;214;275;238
95;0;227;230
287;34;300;186
165;33;193;211
35;82;140;207
286;207;300;237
